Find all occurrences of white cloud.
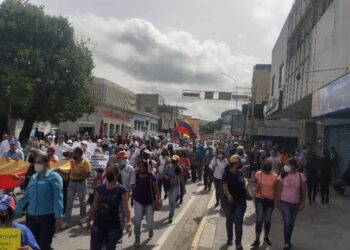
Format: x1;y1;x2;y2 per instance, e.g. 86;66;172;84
68;13;258;120
70;13;257;87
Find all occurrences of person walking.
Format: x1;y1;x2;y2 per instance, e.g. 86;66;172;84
65;147;92;224
209;150;228;207
221;156;248;249
277;158;307;250
1;194;40;250
156;148;170;199
87;164;132;250
16;153;63;250
320;150;332;204
3;139;24;161
251;161;278;248
131;161;160;246
202;147;214;191
305;149;320;205
189;145;201;182
163;155;183;224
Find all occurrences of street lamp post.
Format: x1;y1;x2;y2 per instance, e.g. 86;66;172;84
221;73;238;110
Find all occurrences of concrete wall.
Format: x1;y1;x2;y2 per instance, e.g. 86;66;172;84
309;0;350;93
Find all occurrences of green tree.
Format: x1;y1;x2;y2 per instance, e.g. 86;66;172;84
0;0;97;143
199;118;223;134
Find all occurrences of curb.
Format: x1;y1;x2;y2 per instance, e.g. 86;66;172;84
189;190;216;250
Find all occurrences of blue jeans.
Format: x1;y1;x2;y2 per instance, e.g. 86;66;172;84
133;201;154;241
281;201;299;245
222;199;247;246
167;185;179;218
65;180;87;223
213;178;223;205
255;198;274;240
90;224;121;250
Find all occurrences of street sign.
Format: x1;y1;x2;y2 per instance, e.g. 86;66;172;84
182;91;201;99
231;114;246;136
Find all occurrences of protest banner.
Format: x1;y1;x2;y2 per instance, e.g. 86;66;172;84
0;228;21;250
86;154;109;194
50;160;72;172
0;173;25;189
72;142;97;155
0;157;29;175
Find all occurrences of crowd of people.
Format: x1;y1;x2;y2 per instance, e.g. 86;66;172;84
1;132;350;250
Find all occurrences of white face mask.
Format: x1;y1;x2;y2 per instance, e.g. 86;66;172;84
34;164;44;173
283;165;291;173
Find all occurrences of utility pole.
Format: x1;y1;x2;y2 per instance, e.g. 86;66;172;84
250;82;256;140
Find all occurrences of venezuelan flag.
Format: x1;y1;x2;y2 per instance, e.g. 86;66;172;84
173;121;197;139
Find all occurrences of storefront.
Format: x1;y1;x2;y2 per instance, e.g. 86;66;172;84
312;72;350;176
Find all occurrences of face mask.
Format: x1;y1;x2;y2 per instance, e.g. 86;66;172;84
0;214;9;225
34;164;44;173
106;173;115;182
284;165;291;173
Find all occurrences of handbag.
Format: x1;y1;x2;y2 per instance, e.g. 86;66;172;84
162;165;171;192
150;176;162;211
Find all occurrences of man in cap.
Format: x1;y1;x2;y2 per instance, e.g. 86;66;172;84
55;134;72;160
81;140;92;159
117;151;136;192
3;139;24;161
0;194;40;250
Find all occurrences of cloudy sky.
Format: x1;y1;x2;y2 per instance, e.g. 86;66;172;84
29;0;294;121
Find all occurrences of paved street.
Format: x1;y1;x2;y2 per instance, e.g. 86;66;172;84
198;190;350;250
17;182;212;250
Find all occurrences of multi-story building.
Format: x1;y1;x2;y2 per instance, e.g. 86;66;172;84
266;0;350;175
59;77;159;137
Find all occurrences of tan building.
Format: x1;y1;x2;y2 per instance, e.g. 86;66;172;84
252;64;272;104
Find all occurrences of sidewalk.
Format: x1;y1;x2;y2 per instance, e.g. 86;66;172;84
197;192;350;250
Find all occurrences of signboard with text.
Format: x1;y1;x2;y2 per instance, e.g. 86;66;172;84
0;228;20;250
231;114;246;136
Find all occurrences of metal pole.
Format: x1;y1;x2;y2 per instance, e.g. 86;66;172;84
251;83;256;140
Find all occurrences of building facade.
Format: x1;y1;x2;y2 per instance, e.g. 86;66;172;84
266;0;350;174
59;78;159;138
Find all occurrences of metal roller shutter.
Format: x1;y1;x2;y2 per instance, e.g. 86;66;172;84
325;125;350;177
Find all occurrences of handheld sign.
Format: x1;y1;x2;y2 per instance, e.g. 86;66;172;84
86;154;109;194
0;228;21;250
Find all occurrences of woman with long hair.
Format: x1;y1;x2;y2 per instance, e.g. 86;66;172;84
251;160;278;248
221;155;248;250
131;161;160;247
87;164;132;250
277;158;307;250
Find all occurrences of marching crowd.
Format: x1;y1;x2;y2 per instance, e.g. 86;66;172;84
0;133;350;250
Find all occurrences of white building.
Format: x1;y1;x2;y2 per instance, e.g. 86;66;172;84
266;0;350;174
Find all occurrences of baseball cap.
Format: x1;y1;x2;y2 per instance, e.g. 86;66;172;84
9;139;18;145
0;194;16;211
229;155;240;164
116;151;129;159
171;155;180;162
81;140;88;145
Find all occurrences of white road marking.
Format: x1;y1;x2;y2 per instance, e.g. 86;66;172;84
153;185;203;250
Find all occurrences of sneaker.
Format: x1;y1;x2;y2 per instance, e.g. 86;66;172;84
134;240;140;247
283;243;291;250
168;218;173;224
251;240;260;248
226;240;233;246
264;237;272;246
148;230;154;239
236;245;243;250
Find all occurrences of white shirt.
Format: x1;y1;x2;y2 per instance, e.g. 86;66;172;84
0;140;10;155
209;157;228;180
121;164;136;191
129;148;140;167
54;143;72;160
159;156;169;174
